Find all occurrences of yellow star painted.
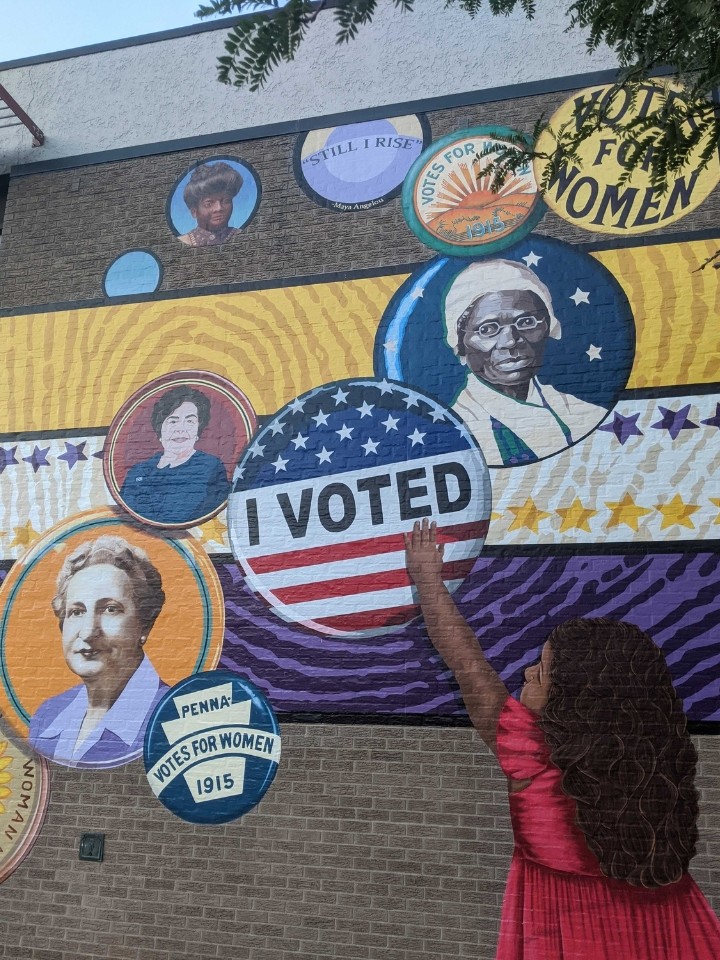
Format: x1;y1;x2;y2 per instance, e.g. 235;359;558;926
10;521;39;549
655;494;700;530
507;498;551;534
556;498;597;533
490;511;503;523
710;498;720;525
199;516;229;546
605;494;652;532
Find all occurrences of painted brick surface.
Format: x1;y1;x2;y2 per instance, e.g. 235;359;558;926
2;92;719;310
0;34;719;960
0;728;715;960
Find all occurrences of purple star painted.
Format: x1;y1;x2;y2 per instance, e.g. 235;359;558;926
58;441;88;469
0;446;19;474
22;445;51;473
597;412;643;445
650;404;699;441
92;448;105;460
701;403;720;429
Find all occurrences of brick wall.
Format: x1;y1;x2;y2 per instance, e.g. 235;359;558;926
2;90;719;311
0;728;718;960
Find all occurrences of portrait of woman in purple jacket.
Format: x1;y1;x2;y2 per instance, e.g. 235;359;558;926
29;535;169;769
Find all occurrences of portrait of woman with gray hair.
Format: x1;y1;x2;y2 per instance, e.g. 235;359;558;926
444;259;605;466
29;536;169;768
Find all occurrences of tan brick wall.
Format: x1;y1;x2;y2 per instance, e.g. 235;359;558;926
2;90;719;311
0;726;717;960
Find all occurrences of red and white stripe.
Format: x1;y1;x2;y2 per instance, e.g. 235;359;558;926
237;519;489;636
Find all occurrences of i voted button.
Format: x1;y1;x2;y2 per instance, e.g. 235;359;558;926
144;670;281;824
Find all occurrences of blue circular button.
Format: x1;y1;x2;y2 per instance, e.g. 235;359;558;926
144;670;281;824
103;250;162;297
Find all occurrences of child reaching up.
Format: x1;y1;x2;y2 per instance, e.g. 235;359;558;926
405;518;720;960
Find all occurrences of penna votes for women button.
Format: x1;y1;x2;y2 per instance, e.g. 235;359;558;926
143;670;281;824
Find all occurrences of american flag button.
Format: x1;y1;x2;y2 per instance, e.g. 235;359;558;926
227;378;492;638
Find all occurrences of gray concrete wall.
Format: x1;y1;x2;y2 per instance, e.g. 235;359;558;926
0;1;617;173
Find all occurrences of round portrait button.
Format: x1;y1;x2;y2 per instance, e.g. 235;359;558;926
144;671;281;824
104;370;257;530
374;236;635;467
166;156;261;248
0;509;225;769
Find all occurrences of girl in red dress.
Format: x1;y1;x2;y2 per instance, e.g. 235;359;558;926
405;519;720;960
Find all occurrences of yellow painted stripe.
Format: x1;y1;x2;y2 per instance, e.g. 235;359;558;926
0;277;403;433
593;238;720;389
0;238;718;433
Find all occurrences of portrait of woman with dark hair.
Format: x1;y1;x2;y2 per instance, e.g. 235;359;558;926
119;385;230;526
178;161;244;247
29;536;169;768
405;519;720;959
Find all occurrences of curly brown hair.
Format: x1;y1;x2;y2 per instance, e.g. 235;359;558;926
183;161;243;209
539;618;698;888
52;535;166;636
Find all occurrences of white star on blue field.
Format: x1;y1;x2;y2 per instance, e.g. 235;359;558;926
232;379;476;493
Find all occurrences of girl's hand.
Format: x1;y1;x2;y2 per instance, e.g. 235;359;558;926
404;518;444;590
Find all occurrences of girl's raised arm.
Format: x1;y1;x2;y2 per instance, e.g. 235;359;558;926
405;518;509;754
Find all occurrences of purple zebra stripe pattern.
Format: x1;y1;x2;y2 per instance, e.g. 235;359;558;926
216;550;720;724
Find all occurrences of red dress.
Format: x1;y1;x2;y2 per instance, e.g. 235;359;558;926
495;696;720;960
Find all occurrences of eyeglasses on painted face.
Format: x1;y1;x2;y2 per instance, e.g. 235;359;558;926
473;314;548;340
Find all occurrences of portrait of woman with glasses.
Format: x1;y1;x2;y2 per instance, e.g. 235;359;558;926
443;259;606;466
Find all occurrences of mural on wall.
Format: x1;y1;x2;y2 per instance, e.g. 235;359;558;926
166;157;261;247
0;510;225;768
0;106;717;740
0;238;718;720
402;127;544;255
144;670;280;824
0;729;49;883
227;378;491;636
0;83;717;956
294;115;431;212
536;81;720;233
105;371;257;529
374;235;635;466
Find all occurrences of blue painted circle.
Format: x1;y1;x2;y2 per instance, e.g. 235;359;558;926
103;250;162;297
144;670;281;824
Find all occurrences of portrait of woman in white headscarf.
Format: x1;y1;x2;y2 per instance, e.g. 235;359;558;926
443;259;606;467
